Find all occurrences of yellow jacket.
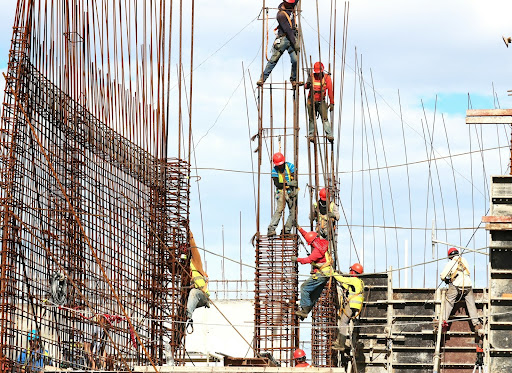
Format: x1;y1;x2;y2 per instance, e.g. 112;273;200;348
333;274;364;311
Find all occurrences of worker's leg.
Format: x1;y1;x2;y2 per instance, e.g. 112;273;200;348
261;38;286;82
307;98;316;137
284;190;297;233
268;191;286;234
320;100;333;137
443;284;459;322
186;288;205;320
300;274;329;309
286;42;298;82
463;287;481;326
335;303;353;349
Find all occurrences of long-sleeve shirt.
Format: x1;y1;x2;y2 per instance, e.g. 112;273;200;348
305;73;334;103
440;255;472;288
276;2;297;45
297;227;329;268
333;274;364;310
271;162;296;192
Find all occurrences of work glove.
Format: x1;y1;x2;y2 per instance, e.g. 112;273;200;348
291;256;298;262
294;41;300;53
444;277;451;284
288;180;298;187
329;103;334;112
327;212;336;219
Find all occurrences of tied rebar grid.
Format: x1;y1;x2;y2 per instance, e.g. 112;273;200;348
254;235;299;367
0;54;190;372
311;281;338;367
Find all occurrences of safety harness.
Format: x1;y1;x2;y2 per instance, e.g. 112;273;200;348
449;256;470;283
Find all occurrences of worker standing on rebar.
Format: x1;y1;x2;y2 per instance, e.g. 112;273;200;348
311;187;339;239
268;152;297;236
293;348;310;367
439;247;483;334
332;263;365;352
305;62;335;143
257;0;300;87
185;230;210;333
292;225;332;319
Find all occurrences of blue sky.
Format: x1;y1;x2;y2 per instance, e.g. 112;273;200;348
1;0;512;293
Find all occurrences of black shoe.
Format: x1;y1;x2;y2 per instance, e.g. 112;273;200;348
257;79;264;87
327;135;334;143
296;307;311;320
308;135;315;143
267;230;276;237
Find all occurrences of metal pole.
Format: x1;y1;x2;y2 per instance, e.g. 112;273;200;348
433;288;447;373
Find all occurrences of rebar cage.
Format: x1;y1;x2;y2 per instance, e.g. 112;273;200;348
0;8;191;372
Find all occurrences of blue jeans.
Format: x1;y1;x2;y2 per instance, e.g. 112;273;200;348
186;288;209;319
261;35;298;83
300;273;329;308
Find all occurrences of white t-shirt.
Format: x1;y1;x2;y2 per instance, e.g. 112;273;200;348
440;255;472;288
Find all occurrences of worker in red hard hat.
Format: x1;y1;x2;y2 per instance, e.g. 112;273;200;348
304;61;335;143
292;224;333;319
293;348;310;367
268;152;297;236
311;187;339;239
257;0;300;87
439;247;483;334
332;263;365;352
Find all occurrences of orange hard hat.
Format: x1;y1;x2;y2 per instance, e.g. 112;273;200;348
319;188;327;201
273;152;285;166
350;263;363;274
293;349;306;359
304;231;318;245
313;62;324;74
448;247;459;256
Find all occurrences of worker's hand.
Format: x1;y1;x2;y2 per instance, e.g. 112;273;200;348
291;256;298;262
329;103;334;112
296;224;301;230
327;212;336;219
288;180;298;187
294;41;301;53
444;277;451;284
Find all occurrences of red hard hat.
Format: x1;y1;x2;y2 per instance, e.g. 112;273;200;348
293;349;306;359
447;247;459;256
304;231;318;245
319;188;327;201
273;152;285;166
350;263;363;274
313;62;324;74
285;0;296;3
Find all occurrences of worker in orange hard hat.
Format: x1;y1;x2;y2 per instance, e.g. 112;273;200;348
332;263;365;352
439;247;483;334
293;348;310;367
304;61;335;143
268;152;297;236
311;187;339;239
257;0;300;87
292;225;333;319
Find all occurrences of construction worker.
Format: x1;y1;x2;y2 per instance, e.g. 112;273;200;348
311;187;340;239
268;152;297;236
304;62;334;143
257;0;300;86
185;230;210;332
439;247;483;333
332;263;365;351
84;315;111;370
292;225;332;319
293;348;310;367
16;329;51;373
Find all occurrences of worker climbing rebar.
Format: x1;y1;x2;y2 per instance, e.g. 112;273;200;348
185;231;210;333
332;263;365;352
268;152;298;236
257;0;301;87
310;187;340;239
439;247;483;334
305;62;335;143
293;225;333;319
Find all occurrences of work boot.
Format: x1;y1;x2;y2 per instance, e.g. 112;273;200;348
256;78;264;87
441;320;449;333
332;335;349;351
296;307;312;320
267;229;276;237
308;135;315;143
327;135;334;143
291;80;304;87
